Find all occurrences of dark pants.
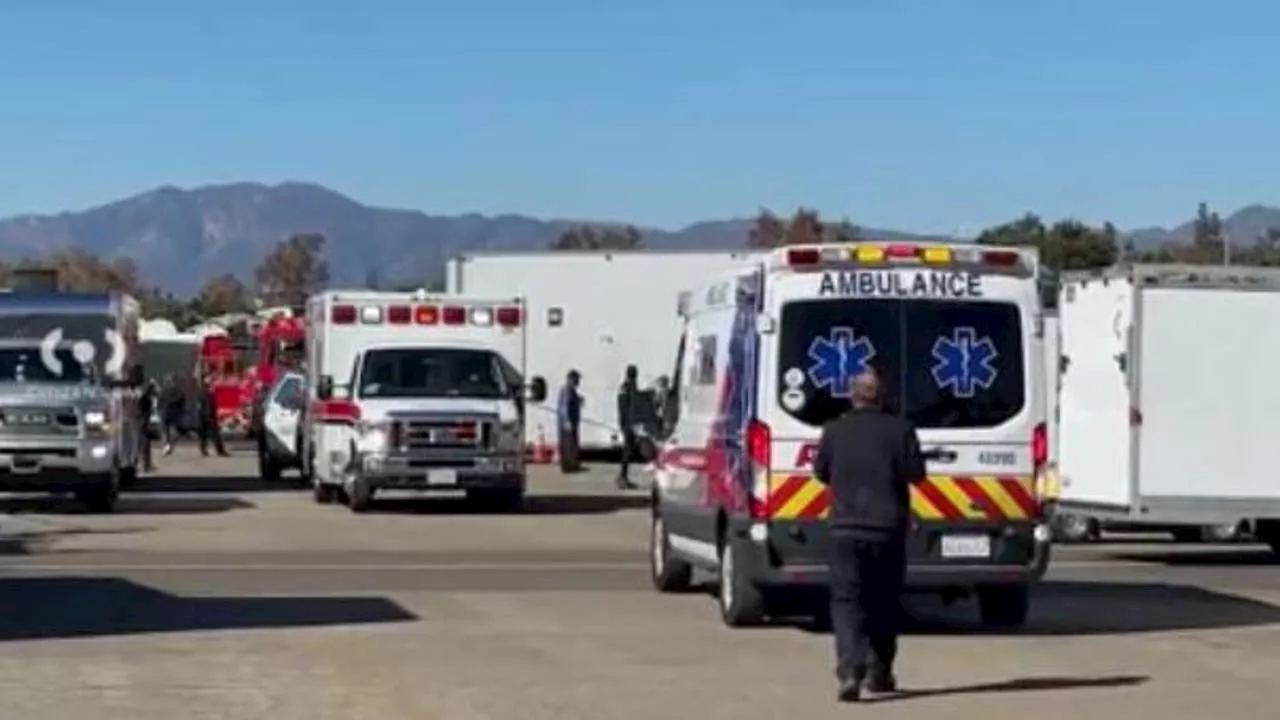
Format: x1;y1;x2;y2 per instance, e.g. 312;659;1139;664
619;430;638;480
559;425;581;472
829;530;907;681
139;422;154;470
199;415;227;456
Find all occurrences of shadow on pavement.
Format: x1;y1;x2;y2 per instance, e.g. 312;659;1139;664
0;576;417;641
790;580;1280;636
0;526;151;556
130;474;302;494
1;493;253;515
1107;547;1279;566
373;492;650;516
865;675;1148;703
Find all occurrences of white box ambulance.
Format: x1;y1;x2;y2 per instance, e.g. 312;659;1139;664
300;290;547;512
649;242;1053;628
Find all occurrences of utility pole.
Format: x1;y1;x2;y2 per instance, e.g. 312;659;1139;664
1223;225;1232;266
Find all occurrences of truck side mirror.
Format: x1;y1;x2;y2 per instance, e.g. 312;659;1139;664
526;376;547;403
317;375;334;400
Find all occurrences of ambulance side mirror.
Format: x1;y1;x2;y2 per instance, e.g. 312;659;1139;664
756;313;777;335
316;375;334;400
526;376;547;403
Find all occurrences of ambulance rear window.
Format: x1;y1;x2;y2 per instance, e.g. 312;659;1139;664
777;299;1025;430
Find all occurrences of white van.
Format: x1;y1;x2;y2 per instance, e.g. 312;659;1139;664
649;242;1053;628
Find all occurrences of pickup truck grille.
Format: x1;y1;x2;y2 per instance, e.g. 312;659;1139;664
392;417;492;451
0;406;79;436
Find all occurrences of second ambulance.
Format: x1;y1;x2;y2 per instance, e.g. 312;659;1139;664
299;290;547;512
650;242;1052;628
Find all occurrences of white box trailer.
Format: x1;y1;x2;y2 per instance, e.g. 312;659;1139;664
1055;264;1280;551
446;249;765;450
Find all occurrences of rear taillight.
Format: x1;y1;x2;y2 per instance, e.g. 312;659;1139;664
982;250;1021;266
315;399;361;423
746;420;771;468
415;305;439;325
1032;421;1047;474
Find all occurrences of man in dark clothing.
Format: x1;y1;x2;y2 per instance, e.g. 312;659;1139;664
159;374;185;455
557;370;583;473
615;365;640;490
813;369;926;703
137;377;158;472
196;373;230;457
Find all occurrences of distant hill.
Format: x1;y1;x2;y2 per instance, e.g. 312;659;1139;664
0;181;1275;294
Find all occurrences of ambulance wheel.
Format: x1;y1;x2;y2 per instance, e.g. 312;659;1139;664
258;447;282;482
468;487;524;512
344;473;374;513
977;584;1030;629
312;479;337;504
77;472;119;514
119;465;138;488
649;511;692;593
717;536;765;626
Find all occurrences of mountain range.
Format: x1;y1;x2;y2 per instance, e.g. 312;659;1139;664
0;181;1275;295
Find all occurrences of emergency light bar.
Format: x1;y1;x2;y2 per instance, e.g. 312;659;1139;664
782;243;1025;270
329;302;524;327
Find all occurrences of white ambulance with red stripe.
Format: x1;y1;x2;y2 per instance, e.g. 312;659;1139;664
301;290;547;512
649;242;1053;628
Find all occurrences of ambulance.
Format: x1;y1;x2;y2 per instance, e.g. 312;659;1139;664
298;290;547;512
649;242;1052;628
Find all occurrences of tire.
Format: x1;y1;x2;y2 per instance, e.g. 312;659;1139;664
77;472;119;514
344;472;374;513
1201;523;1243;543
312;478;337;504
1054;514;1098;543
649;511;692;592
717;536;765;627
977;584;1030;629
258;443;282;482
118;465;139;489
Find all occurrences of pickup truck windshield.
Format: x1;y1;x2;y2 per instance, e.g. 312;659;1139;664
0;346;95;383
358;348;509;399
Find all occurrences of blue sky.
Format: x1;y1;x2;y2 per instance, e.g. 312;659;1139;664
0;0;1275;234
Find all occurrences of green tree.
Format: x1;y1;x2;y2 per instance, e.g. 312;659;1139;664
976;214;1119;308
254;233;330;307
747;207;862;248
194;273;252;316
549;225;644;250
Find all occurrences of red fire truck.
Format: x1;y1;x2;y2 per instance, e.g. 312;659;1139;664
197;308;305;438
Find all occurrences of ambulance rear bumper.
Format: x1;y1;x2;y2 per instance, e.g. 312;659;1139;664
732;518;1052;591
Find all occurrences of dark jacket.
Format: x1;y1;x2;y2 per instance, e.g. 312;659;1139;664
557;385;581;429
616;381;638;436
813;406;926;535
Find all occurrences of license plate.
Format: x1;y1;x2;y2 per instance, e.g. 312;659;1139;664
941;535;990;558
426;469;458;487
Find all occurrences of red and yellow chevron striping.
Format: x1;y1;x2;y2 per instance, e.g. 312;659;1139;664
767;474;1040;522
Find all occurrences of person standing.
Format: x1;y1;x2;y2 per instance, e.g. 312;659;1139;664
557;370;583;473
137;376;158;472
615;365;640;490
196;373;230;457
159;374;185;455
813;369;925;702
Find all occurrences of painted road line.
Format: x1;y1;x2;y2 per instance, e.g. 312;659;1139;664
0;559;1147;572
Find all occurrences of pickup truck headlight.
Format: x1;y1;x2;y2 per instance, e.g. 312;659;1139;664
496;421;522;453
83;411;110;431
354;420;390;454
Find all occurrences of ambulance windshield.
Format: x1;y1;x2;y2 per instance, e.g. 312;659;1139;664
357;347;510;399
777;299;1025;429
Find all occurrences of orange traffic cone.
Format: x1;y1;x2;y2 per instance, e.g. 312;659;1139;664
528;425;555;464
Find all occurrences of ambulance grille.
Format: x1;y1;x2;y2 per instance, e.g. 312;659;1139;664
392;417;493;451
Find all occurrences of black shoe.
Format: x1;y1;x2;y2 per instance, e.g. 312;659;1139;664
865;670;897;695
616;476;636;490
837;677;862;703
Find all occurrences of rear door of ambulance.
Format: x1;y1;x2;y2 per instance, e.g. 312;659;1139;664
758;246;1044;575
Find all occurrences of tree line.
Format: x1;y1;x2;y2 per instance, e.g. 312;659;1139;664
0;233;331;324
548;202;1280;308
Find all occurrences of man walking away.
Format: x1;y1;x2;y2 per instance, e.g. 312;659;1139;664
814;369;925;702
159;374;185;456
615;365;640;490
196;373;230;457
557;370;583;473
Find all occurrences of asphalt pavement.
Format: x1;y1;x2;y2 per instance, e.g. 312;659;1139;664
2;447;1280;719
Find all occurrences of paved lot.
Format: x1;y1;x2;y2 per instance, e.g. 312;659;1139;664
3;448;1280;718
